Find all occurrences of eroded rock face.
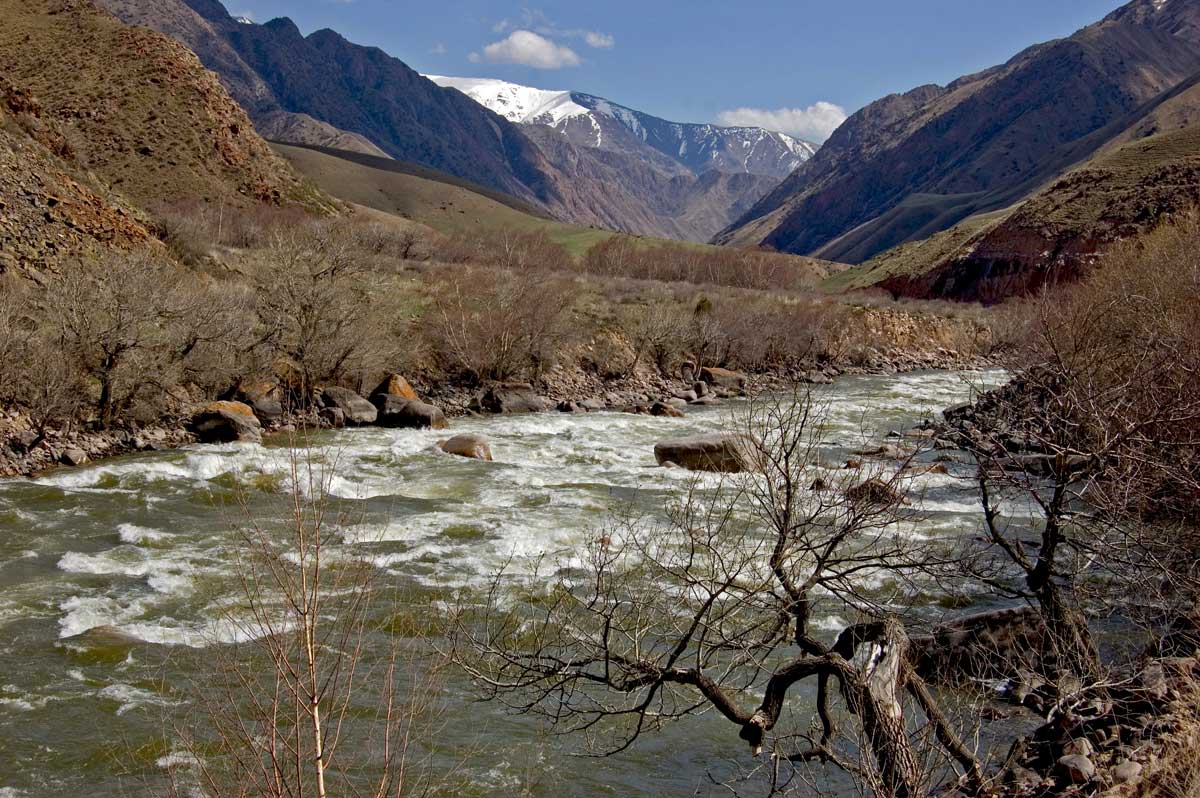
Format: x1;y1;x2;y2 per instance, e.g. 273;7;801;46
189;400;262;443
321;387;377;426
470;383;547;414
439;434;493;461
654;434;755;473
374;396;448;430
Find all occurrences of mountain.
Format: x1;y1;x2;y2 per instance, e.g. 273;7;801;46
95;0;786;242
718;0;1200;265
826;81;1200;303
425;76;816;179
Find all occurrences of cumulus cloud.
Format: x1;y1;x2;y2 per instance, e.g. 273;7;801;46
716;102;848;142
470;30;581;69
493;10;613;50
430;42;447;55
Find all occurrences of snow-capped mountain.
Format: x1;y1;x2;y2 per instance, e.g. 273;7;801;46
426;75;817;180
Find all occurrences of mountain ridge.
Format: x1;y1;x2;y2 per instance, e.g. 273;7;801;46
717;0;1200;264
426;75;816;180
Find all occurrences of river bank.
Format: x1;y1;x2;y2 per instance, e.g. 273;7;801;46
0;343;993;479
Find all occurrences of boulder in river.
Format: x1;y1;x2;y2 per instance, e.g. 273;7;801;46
321;387;377;426
189;401;262;443
471;382;548;414
650;401;685;418
845;478;905;506
654;434;756;473
374;396;448;430
60;448;88;467
372;374;419;402
693;381;709;398
699;367;746;392
439;434;493;461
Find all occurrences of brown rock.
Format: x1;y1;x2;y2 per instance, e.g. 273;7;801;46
650;401;685;418
1055;754;1095;785
321;387;377;426
654;434;756;473
189;401;262;443
699;367;746;391
471;382;547;414
374;396;448;430
845;478;905;506
439;434;493;461
372;374;419;402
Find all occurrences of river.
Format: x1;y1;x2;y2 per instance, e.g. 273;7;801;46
0;370;1007;797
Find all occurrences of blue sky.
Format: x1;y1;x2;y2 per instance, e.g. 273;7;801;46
227;0;1125;141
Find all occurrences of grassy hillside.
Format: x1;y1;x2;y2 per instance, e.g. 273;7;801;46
272;142;614;258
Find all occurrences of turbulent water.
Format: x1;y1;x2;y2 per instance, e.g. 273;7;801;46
0;370;1006;797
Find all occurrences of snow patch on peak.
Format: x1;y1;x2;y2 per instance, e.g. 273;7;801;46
424;75;589;126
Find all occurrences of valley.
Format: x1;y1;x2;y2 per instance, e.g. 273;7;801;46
2;0;1200;796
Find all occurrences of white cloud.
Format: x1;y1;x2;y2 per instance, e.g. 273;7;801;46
584;31;614;49
493;10;613;50
472;30;581;69
430;42;447;55
716;102;848;142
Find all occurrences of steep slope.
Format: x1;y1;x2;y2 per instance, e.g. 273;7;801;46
0;0;320;213
828;103;1200;303
426;75;816;179
719;0;1200;263
0;77;154;273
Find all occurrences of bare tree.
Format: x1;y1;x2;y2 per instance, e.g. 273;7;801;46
165;449;447;798
448;390;981;797
251;225;397;405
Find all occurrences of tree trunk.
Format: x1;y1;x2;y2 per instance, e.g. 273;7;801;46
852;619;922;798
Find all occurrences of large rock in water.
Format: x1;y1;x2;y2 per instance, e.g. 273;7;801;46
373;396;448;430
321;387;377;426
439;434;493;461
654;434;756;473
699;367;747;392
189;401;262;443
471;382;547;414
371;374;419;402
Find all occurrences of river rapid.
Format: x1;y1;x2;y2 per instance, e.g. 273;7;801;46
0;370;1007;797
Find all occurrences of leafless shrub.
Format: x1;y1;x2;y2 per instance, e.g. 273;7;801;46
251;224;402;404
583;236;826;292
39;250;255;426
422;266;577;383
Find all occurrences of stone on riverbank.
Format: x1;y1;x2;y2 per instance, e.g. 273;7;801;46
321;387;377;426
654;434;755;473
439;434;493;461
471;382;548;414
189;401;262;443
372;374;419;402
699;367;747;392
374;396;448;430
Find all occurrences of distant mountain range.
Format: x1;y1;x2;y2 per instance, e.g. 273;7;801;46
95;0;810;242
719;0;1200;286
425;76;816;180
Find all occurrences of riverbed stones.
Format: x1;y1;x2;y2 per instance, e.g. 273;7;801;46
471;382;548;414
321;387;377;426
654;433;755;473
60;448;87;467
439;434;493;461
374;396;448;430
1056;754;1096;784
651;401;685;417
699;367;746;392
845;478;905;506
189;400;262;443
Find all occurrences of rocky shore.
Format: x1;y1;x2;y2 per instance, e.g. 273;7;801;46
0;346;991;479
